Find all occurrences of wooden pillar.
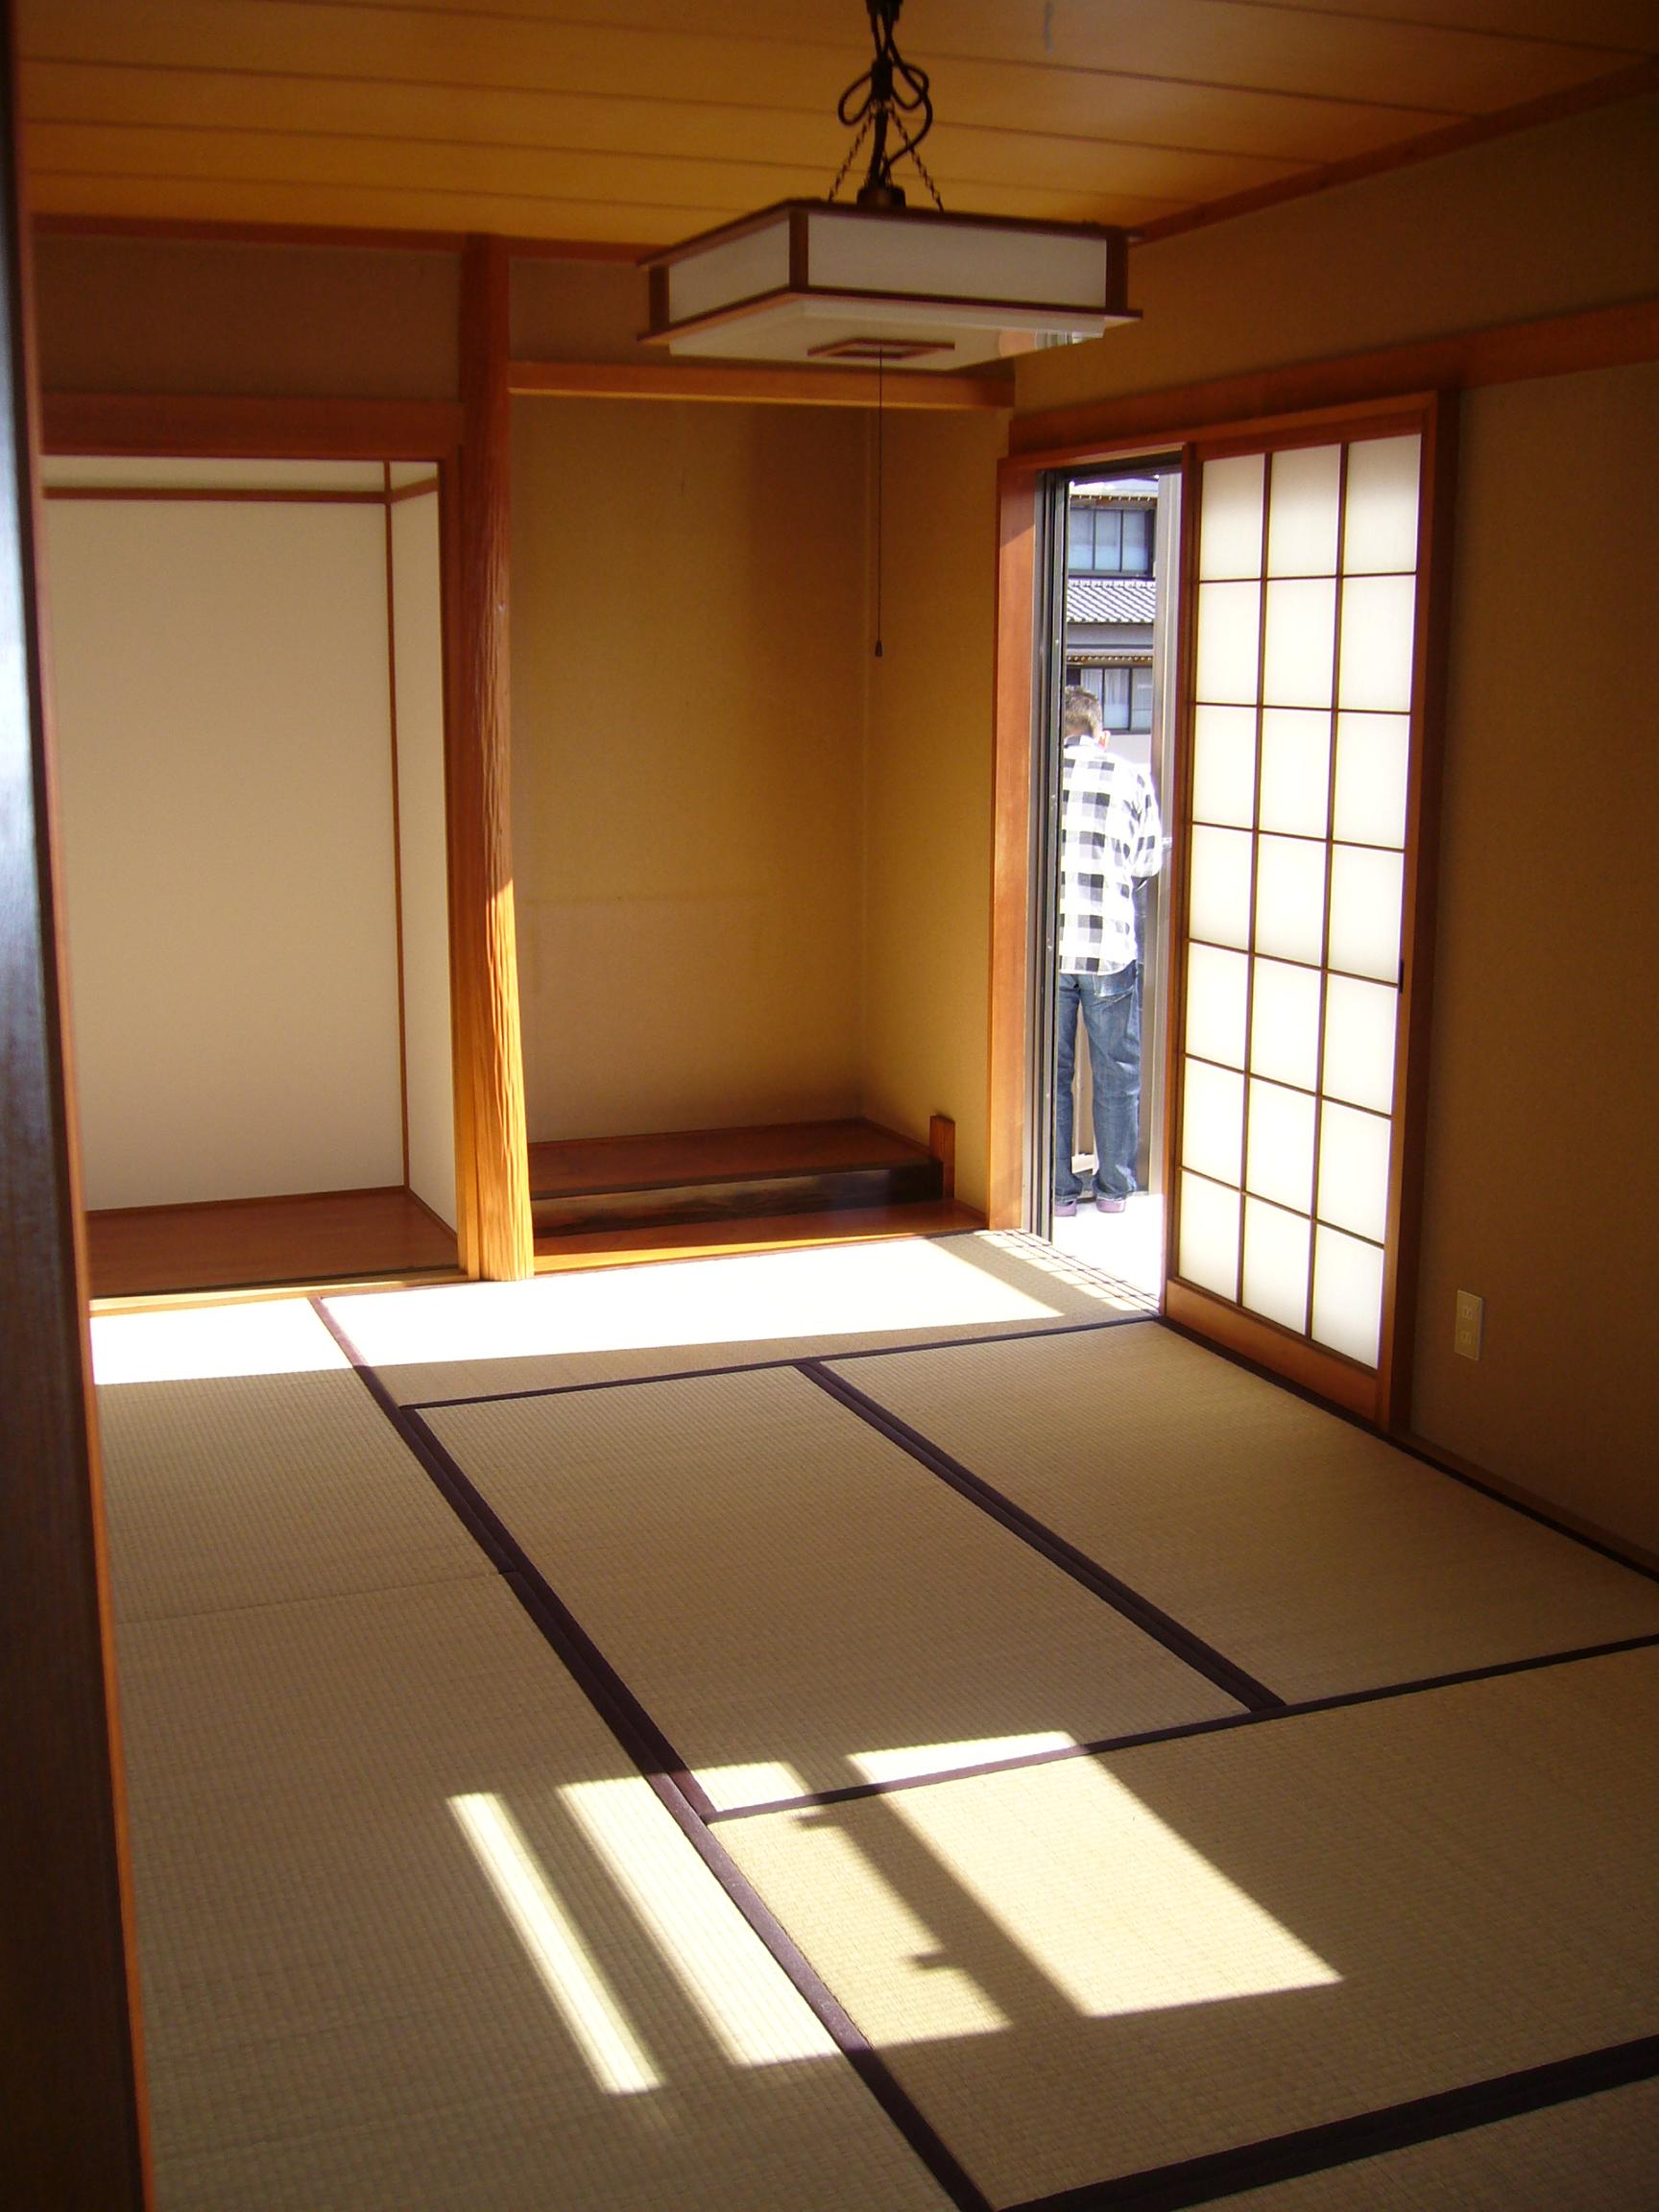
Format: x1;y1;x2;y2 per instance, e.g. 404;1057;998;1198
454;235;533;1279
0;6;152;2200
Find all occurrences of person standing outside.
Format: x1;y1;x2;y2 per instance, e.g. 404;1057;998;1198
1054;685;1163;1217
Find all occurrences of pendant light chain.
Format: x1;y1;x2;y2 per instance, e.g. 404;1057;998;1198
834;0;941;212
874;353;885;660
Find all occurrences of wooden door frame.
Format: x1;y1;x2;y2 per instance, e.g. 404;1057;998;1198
991;390;1455;1431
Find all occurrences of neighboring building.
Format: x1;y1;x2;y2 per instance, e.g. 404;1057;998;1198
1064;477;1159;736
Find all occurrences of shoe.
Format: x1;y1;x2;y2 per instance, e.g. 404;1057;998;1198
1053;1196;1078;1218
1094;1193;1127;1214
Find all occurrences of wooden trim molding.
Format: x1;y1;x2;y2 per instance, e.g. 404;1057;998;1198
0;5;151;2198
40;391;465;460
1166;1283;1378;1420
507;356;1012;411
454;236;534;1280
987;465;1038;1229
1009;298;1659;466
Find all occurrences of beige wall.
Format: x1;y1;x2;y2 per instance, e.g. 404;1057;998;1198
1009;94;1659;1551
860;409;1006;1212
509;396;868;1142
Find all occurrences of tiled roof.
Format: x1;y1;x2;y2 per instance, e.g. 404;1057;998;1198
1066;577;1158;623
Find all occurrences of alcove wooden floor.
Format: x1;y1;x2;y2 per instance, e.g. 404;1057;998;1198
85;1187;461;1301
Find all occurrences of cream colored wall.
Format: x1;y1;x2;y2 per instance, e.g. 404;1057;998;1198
509;396;867;1141
1017;94;1659;420
1009;94;1659;1551
1412;361;1659;1552
860;409;1007;1213
390;488;457;1228
46;496;405;1208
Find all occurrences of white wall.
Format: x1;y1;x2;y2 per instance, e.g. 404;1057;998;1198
389;485;457;1227
47;484;406;1208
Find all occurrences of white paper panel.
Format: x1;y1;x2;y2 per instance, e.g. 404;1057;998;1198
1185;943;1249;1070
1242;1198;1313;1334
1189;826;1254;951
1246;1079;1316;1214
1258;709;1331;839
1333;711;1409;849
1191;703;1257;829
1343;434;1421;575
1328;845;1405;982
1195;580;1262;705
1322;974;1398;1115
1262;578;1336;709
1317;1100;1392;1243
1338;573;1417;712
1311;1224;1384;1367
1178;1171;1240;1300
1181;1056;1245;1188
1254;836;1327;966
1250;958;1322;1093
1198;453;1265;580
1266;445;1340;578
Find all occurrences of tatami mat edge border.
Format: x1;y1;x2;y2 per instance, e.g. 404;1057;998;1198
1000;2033;1659;2212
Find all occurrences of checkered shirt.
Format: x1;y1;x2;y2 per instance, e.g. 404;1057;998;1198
1057;738;1163;974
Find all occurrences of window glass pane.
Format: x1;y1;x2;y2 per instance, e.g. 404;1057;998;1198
1250;958;1322;1091
1311;1223;1384;1367
1181;1057;1245;1187
1246;1078;1316;1214
1343;434;1421;574
1195;580;1262;705
1338;574;1416;712
1243;1198;1312;1334
1267;445;1341;578
1068;509;1092;569
1317;1100;1391;1243
1179;1171;1240;1300
1333;711;1409;849
1199;453;1264;581
1131;664;1154;732
1254;835;1327;966
1191;705;1256;829
1258;709;1331;838
1189;825;1254;950
1328;845;1404;982
1322;974;1397;1114
1094;509;1123;572
1186;942;1248;1070
1122;508;1153;574
1262;578;1336;709
1100;665;1131;731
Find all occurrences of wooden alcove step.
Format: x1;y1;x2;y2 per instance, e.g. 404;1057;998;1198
528;1117;955;1238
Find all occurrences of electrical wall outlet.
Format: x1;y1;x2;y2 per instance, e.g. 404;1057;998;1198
1454;1289;1484;1361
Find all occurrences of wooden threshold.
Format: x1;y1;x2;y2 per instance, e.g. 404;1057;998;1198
533;1196;986;1273
84;1187;461;1300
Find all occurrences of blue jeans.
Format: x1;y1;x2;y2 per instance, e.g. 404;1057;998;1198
1055;965;1142;1203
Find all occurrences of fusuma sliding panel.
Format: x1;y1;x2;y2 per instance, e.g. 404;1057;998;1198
1171;410;1445;1421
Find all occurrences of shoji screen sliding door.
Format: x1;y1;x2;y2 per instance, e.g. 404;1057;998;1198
1166;398;1451;1426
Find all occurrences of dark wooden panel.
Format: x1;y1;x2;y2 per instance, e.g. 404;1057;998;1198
0;2;151;2197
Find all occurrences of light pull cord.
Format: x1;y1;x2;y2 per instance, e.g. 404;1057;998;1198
875;354;885;660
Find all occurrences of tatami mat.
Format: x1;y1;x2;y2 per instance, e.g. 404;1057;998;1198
830;1328;1659;1699
92;1299;488;1622
425;1365;1241;1809
114;1575;953;2212
722;1647;1659;2207
1226;2075;1659;2210
324;1231;1138;1407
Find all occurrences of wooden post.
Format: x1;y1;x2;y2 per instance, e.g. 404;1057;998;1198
455;235;533;1279
0;4;152;2198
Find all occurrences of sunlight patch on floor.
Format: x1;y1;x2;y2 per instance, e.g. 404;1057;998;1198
91;1295;347;1385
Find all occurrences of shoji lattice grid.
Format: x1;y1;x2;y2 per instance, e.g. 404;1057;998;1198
1178;434;1420;1369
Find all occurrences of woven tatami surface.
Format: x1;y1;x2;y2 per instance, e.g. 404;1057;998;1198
92;1299;489;1621
722;1647;1659;2206
1229;2077;1659;2209
426;1364;1240;1809
830;1328;1659;1697
324;1231;1134;1407
114;1575;952;2212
